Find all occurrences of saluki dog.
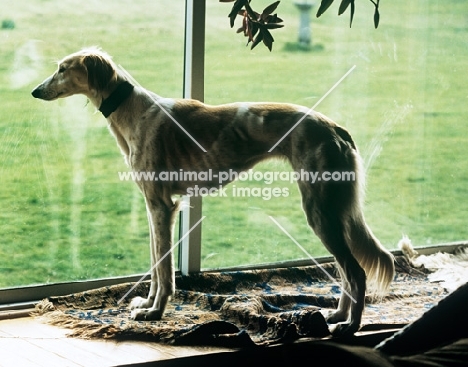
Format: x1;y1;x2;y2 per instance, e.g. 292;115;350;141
32;48;394;335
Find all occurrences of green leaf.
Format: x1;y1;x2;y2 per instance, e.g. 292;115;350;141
261;1;281;20
264;23;284;30
249;23;259;42
262;29;274;51
374;6;380;28
264;14;283;24
338;0;351;16
316;0;334;18
251;31;263;50
349;0;355;28
228;0;248;27
244;1;258;20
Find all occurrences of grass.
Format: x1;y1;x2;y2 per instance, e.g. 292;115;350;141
1;0;468;287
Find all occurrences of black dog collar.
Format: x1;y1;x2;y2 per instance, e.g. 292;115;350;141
99;81;134;118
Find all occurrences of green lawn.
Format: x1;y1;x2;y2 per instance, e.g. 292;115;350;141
1;0;468;287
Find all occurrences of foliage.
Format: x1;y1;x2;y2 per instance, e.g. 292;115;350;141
1;19;16;29
316;0;380;28
221;0;381;51
220;0;284;51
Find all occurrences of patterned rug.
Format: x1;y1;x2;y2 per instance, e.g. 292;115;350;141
33;254;455;347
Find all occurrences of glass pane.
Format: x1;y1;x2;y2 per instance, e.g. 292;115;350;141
0;1;184;288
201;1;468;269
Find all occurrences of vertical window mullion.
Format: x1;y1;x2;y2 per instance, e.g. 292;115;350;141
179;0;206;275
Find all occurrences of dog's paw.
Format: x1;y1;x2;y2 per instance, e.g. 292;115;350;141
325;309;348;324
329;322;360;337
130;296;152;310
130;308;163;321
326;310;360;336
130;308;147;321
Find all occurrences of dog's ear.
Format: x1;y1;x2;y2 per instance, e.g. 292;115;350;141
82;53;116;91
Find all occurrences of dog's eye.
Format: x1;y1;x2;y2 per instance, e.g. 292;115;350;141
58;66;66;73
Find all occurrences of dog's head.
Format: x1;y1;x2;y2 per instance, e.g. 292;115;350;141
32;47;117;101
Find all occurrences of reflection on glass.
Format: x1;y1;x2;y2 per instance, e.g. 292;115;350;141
201;1;468;269
0;1;184;287
1;1;468;286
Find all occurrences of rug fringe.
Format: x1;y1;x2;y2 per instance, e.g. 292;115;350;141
31;299;55;316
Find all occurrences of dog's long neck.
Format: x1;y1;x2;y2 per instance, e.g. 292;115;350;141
87;73;134;118
90;73;137;162
99;81;134;118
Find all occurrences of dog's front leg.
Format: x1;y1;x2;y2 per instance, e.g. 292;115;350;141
129;210;158;310
130;198;175;321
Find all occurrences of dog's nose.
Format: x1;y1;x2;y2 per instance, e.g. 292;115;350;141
31;87;42;99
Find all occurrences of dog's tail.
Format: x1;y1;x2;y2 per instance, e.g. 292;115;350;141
344;151;395;296
345;216;395;295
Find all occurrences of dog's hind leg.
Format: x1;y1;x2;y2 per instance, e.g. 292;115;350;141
293;130;367;335
326;251;366;336
299;187;366;335
130;196;179;321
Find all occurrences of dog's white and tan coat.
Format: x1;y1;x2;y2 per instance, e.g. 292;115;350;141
32;48;394;335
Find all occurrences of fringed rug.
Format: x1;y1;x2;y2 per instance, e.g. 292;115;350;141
33;253;459;347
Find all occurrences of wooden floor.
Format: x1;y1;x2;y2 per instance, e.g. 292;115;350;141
0;315;233;367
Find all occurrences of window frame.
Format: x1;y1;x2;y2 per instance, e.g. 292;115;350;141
178;0;205;276
3;0;466;310
0;0;206;309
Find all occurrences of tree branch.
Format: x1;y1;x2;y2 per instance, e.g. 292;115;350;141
221;0;382;52
220;0;284;51
317;0;381;28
